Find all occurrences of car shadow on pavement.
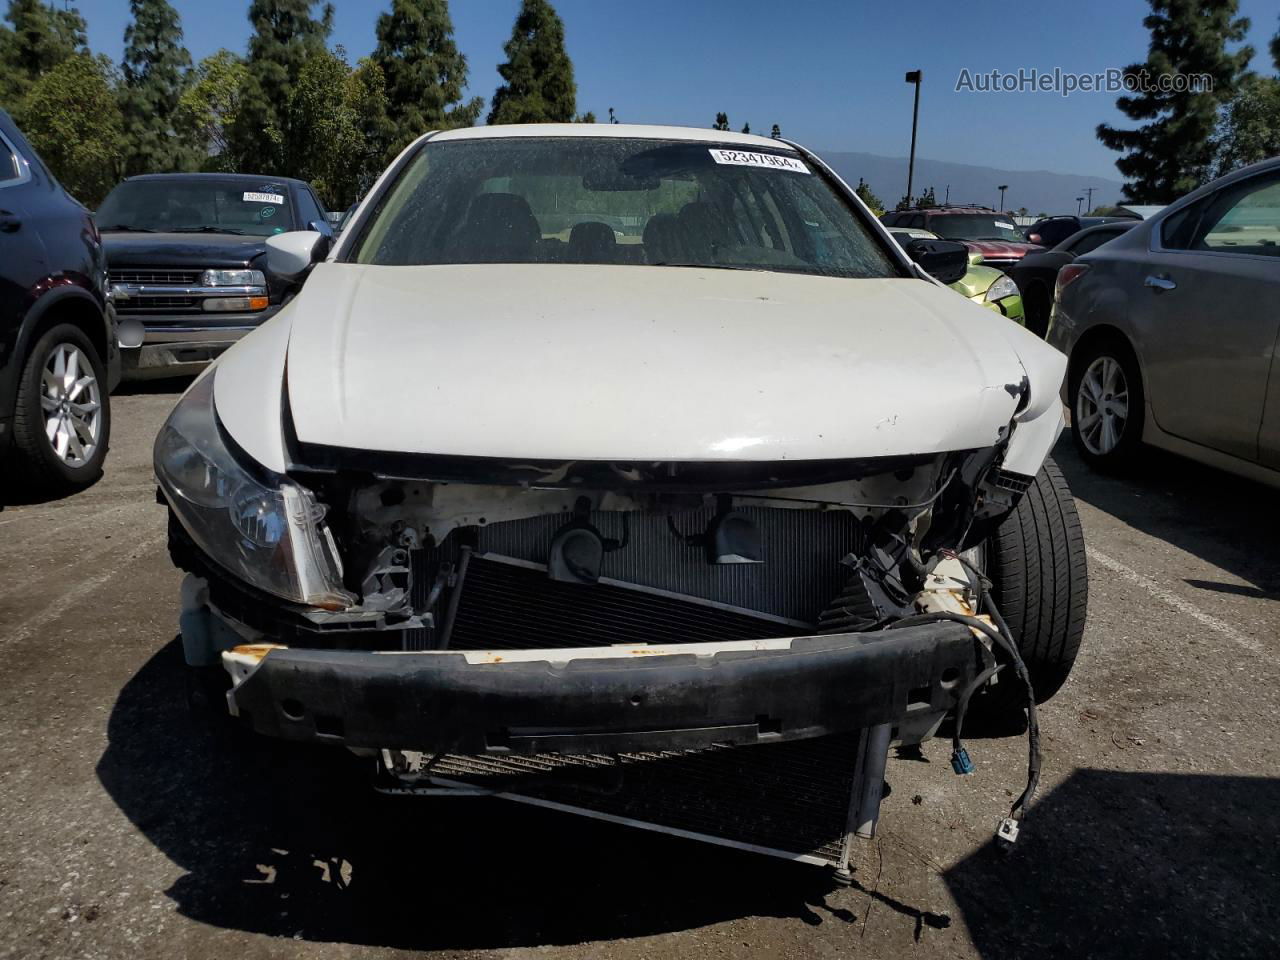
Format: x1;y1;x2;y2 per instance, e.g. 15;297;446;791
97;640;864;950
945;767;1280;958
1053;438;1280;599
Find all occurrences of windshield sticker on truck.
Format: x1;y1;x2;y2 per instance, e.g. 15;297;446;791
708;149;810;174
259;206;277;219
243;191;285;205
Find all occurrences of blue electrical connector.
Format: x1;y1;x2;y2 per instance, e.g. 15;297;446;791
951;747;975;775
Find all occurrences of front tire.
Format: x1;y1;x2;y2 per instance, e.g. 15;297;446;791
1069;336;1143;469
10;323;111;490
980;458;1088;714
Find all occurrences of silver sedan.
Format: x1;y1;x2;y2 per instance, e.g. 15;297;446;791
1048;157;1280;486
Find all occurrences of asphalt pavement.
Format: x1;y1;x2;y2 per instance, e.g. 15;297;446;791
1;381;1277;960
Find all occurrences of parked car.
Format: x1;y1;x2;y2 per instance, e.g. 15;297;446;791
96;173;333;379
1008;220;1139;337
1023;214;1137;248
887;226;1025;322
1049;156;1280;482
881;206;1044;269
0;109;118;490
160;125;1085;872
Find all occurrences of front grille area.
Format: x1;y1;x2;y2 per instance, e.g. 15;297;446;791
430;733;862;865
117;296;199;312
409;506;863;651
109;268;202;285
447;555;790;651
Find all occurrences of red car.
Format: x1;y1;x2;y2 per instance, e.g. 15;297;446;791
882;206;1043;269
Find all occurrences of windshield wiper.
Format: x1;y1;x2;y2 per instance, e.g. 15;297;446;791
649;262;757;271
170;226;247;235
99;224;155;232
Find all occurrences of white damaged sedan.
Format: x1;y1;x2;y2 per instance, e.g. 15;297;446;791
157;125;1085;874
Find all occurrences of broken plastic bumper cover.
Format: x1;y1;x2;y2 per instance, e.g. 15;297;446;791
223;621;979;755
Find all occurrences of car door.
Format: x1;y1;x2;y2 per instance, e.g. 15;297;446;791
0;124;39;344
1132;170;1280;463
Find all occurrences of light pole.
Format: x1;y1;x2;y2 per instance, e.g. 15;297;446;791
904;70;922;206
1076;196;1084;215
1083;186;1095;213
997;184;1008;212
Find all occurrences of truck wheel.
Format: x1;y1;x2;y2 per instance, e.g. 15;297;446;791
978;458;1088;716
11;323;111;490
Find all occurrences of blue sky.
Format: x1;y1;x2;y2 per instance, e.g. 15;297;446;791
83;0;1279;180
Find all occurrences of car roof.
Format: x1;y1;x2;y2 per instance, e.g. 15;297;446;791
1052;219;1139;250
122;172;311;188
431;123;800;152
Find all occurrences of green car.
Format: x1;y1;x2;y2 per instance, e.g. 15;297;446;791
887;227;1025;323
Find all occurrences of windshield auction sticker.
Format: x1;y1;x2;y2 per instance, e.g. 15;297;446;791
243;191;285;205
708;149;810;174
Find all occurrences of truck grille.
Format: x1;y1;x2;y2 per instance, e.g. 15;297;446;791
109;268;202;285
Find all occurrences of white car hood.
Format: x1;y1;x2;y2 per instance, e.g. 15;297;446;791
274;263;1036;462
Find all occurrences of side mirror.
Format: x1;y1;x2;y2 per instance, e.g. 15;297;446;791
1028;233;1042;245
266;230;327;279
904;238;969;286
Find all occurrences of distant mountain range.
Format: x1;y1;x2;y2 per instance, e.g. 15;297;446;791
817;150;1125;217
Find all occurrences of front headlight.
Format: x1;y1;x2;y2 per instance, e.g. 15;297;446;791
985;274;1018;302
154;372;354;610
201;268;266;287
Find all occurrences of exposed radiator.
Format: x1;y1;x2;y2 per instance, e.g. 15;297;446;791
447;554;796;651
408;506;863;650
423;734;864;867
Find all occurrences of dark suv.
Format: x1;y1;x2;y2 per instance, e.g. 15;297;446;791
96;173;332;379
0;110;118;490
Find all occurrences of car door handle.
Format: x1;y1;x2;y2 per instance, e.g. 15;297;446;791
0;210;20;232
1144;275;1176;291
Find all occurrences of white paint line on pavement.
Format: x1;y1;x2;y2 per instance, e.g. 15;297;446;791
0;530;166;647
1086;545;1264;656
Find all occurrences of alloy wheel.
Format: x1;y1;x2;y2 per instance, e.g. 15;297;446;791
1075;355;1128;456
40;342;102;468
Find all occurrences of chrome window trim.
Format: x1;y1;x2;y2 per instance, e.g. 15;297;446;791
0;129;32;189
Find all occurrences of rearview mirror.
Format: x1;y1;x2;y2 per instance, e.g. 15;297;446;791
266;230;328;279
904;238;968;286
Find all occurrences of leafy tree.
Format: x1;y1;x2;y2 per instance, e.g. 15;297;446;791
228;0;333;174
288;46;391;208
373;0;481;155
712;112;729;131
1213;74;1280;176
175;50;248;170
487;0;576;125
1097;0;1252;202
15;53;123;204
0;0;87;106
119;0;194;176
916;186;937;209
854;177;884;215
574;110;596;122
894;194;912;212
770;123;781;139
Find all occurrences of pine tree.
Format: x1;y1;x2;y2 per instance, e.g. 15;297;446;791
1097;0;1253;202
0;0;87;106
740;122;750;134
770;123;781;139
712;112;729;131
487;0;576;125
228;0;333;173
373;0;481;154
119;0;194;176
